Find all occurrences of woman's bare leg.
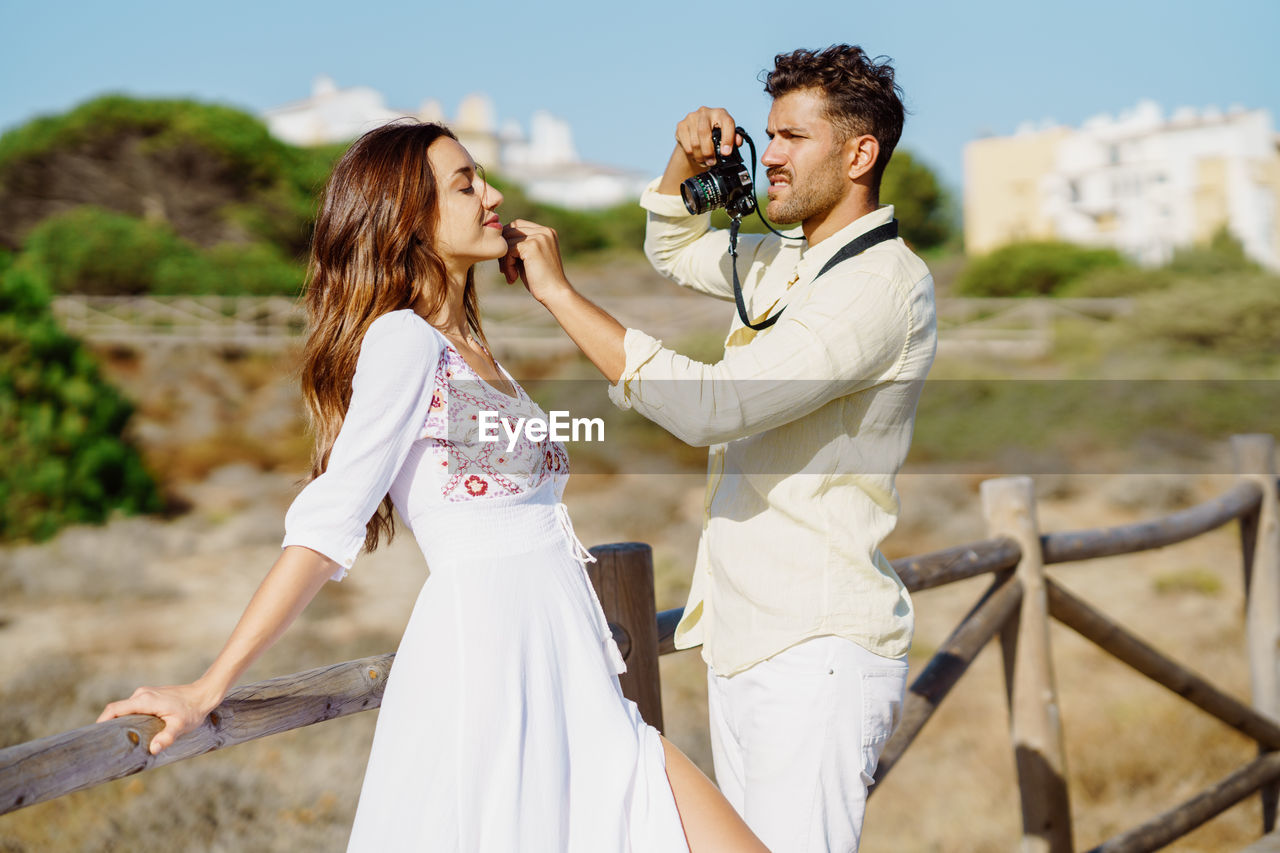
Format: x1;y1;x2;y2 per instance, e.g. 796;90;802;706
661;735;768;852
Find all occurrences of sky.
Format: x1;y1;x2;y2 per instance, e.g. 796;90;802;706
3;0;1278;194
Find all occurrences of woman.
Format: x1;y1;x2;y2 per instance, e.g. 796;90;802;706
98;122;764;852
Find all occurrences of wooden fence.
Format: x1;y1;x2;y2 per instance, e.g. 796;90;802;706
50;295;307;349
51;294;1133;361
2;433;1277;852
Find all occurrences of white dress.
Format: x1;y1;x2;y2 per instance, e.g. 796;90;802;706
281;310;688;852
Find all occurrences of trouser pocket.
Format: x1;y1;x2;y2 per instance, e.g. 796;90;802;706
859;665;907;785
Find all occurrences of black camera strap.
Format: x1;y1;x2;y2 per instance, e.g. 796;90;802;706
730;218;900;332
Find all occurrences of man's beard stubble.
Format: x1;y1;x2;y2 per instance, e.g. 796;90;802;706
764;151;846;226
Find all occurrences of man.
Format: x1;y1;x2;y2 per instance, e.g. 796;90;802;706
503;44;936;852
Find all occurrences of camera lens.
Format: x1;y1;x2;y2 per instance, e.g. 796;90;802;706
681;172;726;215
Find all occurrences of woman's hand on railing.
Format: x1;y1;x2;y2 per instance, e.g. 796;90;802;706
93;548;338;757
96;681;223;755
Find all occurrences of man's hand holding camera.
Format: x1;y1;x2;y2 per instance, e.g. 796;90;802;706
660;107;744;193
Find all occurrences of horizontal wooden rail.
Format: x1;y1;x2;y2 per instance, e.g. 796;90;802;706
872;571;1022;789
1087;751;1280;853
657;607;683;656
1041;480;1262;565
654;481;1255;657
654;540;1023;655
1046;579;1280;749
0;654;392;816
893;537;1022;592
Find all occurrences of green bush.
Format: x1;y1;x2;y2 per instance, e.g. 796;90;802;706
1129;271;1280;360
987;228;1262;299
594;201;648;251
17;206;304;296
0;95;334;259
0;260;162;541
0;95;287;189
154;242;303;296
1166;227;1260;277
1060;266;1178;298
956;241;1130;297
238;141;348;252
18;207;198;295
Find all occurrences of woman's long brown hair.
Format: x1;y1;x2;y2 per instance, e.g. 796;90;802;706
300;121;485;553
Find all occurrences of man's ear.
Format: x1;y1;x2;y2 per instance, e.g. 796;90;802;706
846;134;880;182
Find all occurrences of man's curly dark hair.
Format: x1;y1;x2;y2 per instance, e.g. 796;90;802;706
763;45;905;189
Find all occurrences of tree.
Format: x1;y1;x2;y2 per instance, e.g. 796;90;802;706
880;150;953;251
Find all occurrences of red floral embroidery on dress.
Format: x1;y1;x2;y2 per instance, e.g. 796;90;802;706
421;342;569;503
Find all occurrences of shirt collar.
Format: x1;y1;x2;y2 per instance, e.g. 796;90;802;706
794;204;896;278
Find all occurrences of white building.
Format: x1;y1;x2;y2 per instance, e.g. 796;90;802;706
263;77;648;209
966;100;1280;270
263;76;408;147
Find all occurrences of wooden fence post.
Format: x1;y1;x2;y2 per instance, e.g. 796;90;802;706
983;476;1073;853
587;542;664;733
1232;433;1280;833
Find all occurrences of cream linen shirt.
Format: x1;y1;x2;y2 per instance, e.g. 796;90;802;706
607;180;937;676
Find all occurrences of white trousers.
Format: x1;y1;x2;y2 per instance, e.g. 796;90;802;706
706;636;908;853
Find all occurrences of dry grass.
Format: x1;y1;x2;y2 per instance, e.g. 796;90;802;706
1154;566;1225;597
98;344;313;487
146;427;315;484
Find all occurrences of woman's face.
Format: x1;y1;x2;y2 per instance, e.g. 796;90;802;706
428;137;507;267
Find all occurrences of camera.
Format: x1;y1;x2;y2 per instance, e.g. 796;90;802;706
680;127;756;218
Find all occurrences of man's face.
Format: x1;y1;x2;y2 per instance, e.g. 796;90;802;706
761;88;848;225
